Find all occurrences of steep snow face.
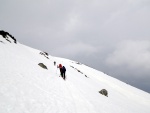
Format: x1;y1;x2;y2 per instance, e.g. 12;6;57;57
0;36;150;113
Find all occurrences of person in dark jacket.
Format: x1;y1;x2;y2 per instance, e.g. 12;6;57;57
62;66;66;80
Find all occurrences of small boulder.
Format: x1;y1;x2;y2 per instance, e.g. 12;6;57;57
38;63;48;70
85;75;88;78
99;89;108;97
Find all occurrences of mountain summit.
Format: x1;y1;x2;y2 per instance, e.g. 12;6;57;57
0;31;150;113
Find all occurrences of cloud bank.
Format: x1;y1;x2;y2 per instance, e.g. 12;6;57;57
1;0;150;93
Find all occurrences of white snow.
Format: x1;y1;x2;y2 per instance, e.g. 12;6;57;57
0;35;150;113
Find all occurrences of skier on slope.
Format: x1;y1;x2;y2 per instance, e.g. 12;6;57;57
62;66;66;80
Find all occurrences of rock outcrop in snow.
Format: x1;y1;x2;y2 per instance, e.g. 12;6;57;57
0;30;17;44
38;63;48;70
39;51;49;59
99;89;108;97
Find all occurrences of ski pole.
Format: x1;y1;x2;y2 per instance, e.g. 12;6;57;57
56;65;59;75
56;67;58;74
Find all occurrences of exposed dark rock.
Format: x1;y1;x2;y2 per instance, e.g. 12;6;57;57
44;52;48;56
99;89;108;97
71;61;82;65
70;66;89;78
0;41;4;44
70;65;89;78
0;30;17;44
76;62;82;65
39;51;49;59
70;66;74;68
6;39;11;43
75;68;83;74
38;63;48;69
85;75;88;78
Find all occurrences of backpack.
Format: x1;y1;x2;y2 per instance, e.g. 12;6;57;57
62;66;66;71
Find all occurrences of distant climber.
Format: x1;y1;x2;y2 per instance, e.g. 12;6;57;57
62;66;66;80
54;61;56;66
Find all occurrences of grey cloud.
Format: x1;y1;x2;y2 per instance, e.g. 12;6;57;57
52;42;100;58
1;0;150;93
106;40;150;71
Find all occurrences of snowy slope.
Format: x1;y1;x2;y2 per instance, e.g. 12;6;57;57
0;35;150;113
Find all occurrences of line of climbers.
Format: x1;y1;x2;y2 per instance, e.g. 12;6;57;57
54;61;66;80
58;64;66;80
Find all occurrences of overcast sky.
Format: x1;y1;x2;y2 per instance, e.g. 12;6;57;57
1;0;150;93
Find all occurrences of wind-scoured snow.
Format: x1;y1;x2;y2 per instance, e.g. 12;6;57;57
0;35;150;113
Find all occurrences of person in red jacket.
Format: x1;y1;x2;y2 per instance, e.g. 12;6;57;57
58;64;63;77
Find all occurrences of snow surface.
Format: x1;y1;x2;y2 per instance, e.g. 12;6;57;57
0;35;150;113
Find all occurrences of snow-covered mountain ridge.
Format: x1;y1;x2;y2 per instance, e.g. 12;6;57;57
0;33;150;113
